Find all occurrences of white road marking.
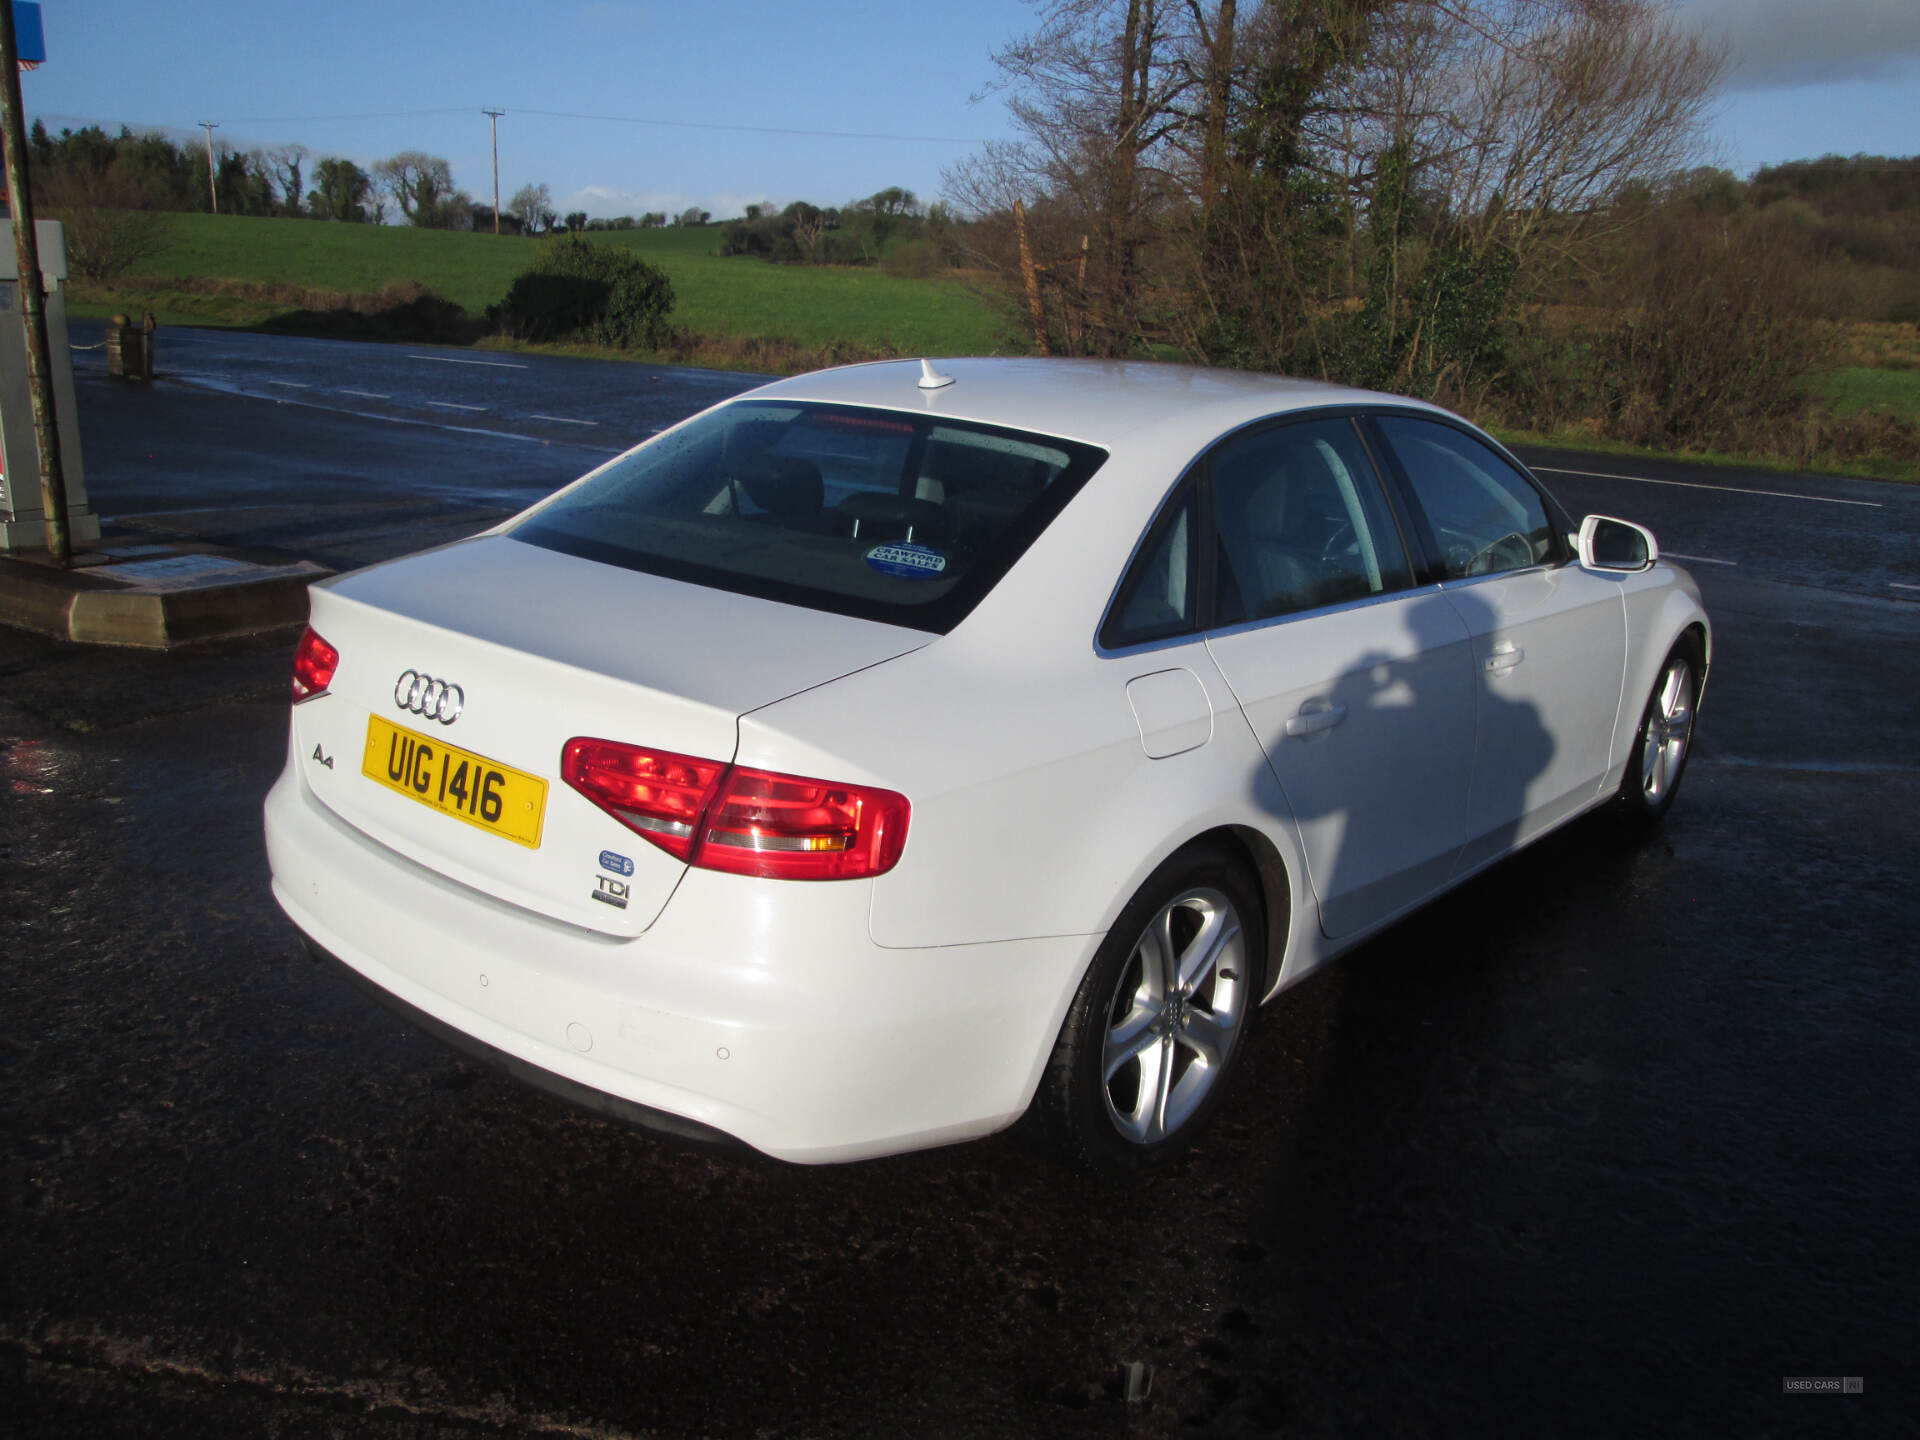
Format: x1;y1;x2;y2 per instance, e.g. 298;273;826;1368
529;414;599;426
409;354;529;369
1709;755;1920;775
1892;583;1920;592
170;371;620;452
436;421;620;453
338;388;391;399
1531;465;1882;508
1663;552;1737;566
427;400;487;412
266;380;311;388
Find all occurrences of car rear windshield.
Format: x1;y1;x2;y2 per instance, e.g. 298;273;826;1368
509;400;1108;633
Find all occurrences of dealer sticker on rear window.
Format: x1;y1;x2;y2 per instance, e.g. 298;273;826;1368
865;543;948;580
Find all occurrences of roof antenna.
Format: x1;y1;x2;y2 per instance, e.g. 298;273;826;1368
917;358;956;390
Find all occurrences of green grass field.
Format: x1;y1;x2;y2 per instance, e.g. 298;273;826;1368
68;213;1010;356
1808;366;1920;422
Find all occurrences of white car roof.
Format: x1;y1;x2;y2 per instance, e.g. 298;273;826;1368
740;358;1453;451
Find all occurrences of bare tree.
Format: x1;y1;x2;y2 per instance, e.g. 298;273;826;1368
39;167;175;279
508;181;555;234
952;0;1726;378
374;152;466;228
1398;1;1728;263
953;0;1212;353
790;206;827;257
269;143;308;217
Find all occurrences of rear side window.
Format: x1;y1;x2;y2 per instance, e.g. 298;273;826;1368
1211;418;1412;625
510;402;1106;633
1104;485;1197;647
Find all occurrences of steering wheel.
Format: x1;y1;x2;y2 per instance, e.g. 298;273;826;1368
1465;530;1532;576
1318;518;1356;563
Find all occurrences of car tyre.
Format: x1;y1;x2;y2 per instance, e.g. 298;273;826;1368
1619;635;1702;825
1034;843;1263;1173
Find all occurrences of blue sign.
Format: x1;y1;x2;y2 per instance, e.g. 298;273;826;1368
865;543;948;580
598;849;634;877
12;4;46;64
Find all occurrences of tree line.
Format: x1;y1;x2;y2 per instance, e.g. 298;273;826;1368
20;121;378;222
946;0;1915;460
9;122;808;242
12;123;583;235
716;188;962;275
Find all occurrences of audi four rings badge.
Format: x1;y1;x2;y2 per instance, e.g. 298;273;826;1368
394;670;464;725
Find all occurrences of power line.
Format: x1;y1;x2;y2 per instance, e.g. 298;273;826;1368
224;107;475;124
515;107;987;144
34;105;996;151
224;105;998;144
216;104;990;145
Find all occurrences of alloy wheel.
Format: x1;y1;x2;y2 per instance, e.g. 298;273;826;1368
1640;657;1696;804
1099;886;1250;1145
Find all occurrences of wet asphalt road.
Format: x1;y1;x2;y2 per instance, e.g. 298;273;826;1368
59;320;763;574
2;328;1916;1437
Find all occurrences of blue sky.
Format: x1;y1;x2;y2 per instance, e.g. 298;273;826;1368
18;0;1920;221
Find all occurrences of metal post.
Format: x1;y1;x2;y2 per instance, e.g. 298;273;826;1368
0;1;69;564
200;120;219;213
484;109;503;234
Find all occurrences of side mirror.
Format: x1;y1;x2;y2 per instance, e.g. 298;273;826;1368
1575;514;1658;572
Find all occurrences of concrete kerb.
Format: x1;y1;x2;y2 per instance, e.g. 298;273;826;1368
0;546;329;648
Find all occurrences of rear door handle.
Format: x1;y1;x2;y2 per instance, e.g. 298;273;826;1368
1285;704;1348;738
1484;645;1524;674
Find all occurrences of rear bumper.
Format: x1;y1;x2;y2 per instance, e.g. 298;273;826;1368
265;758;1096;1163
301;931;746;1152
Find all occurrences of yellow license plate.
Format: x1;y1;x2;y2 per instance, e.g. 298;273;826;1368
363;715;548;848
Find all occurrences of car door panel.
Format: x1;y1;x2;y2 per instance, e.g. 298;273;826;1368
1192;415;1480;940
1442;567;1628;869
1208;591;1476;938
1368;413;1628;870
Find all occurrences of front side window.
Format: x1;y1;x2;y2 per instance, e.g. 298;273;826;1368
1211;417;1413;626
510;402;1106;633
1377;417;1556;580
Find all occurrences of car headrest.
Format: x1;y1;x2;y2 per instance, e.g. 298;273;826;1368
1216;454;1289;539
738;456;824;519
838;491;948;544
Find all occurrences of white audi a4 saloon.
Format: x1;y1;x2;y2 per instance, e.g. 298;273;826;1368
265;358;1709;1168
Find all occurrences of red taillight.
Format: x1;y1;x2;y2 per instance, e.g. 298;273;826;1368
560;739;726;862
700;766;910;880
561;738;909;880
291;626;338;702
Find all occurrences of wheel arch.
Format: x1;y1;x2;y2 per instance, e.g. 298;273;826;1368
1173;822;1294;1001
1680;619;1711;699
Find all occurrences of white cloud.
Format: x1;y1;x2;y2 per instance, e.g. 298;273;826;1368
1683;0;1920;88
564;186;779;222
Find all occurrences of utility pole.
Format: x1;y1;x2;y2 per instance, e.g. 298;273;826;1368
199;120;219;213
0;0;71;564
483;108;503;234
